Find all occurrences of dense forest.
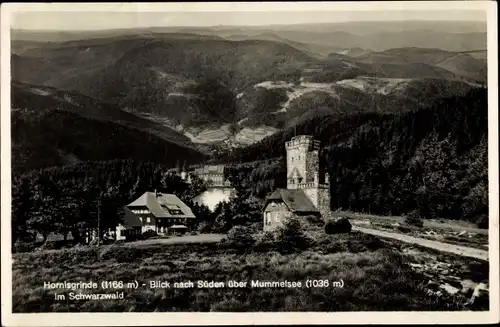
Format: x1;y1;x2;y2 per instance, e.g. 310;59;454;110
11;159;264;249
11;160;207;246
218;88;488;226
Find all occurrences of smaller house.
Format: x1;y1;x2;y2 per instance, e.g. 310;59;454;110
115;206;143;241
262;189;320;231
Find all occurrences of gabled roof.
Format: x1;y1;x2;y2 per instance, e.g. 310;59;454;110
121;206;143;229
127;192;196;219
263;189;319;213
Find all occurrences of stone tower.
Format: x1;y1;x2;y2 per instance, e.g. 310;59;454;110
285;135;331;217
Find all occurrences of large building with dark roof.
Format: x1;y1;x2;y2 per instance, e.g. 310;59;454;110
126;191;196;234
262;135;330;231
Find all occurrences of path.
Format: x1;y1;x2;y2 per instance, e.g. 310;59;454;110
333;211;488;235
130;234;225;246
353;226;489;261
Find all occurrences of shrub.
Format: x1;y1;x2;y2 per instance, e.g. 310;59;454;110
274;218;311;253
405;210;424;228
99;245;138;263
325;217;352;234
300;214;324;230
253;231;276;252
226;226;256;248
36;240;58;251
13;240;36;253
142;229;158;239
475;215;488;229
197;221;213;233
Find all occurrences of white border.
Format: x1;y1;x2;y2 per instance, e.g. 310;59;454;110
1;2;498;326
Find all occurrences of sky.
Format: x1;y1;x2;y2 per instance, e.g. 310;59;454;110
10;7;488;31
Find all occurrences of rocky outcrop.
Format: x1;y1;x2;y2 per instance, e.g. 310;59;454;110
402;246;489;309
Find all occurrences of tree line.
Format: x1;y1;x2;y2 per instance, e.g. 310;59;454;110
11;158;267;250
11;159;210;247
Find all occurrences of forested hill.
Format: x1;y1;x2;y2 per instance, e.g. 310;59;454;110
219;88;488;224
11;82;205;174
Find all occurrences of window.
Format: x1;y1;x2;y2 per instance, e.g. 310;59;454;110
147;217;151;223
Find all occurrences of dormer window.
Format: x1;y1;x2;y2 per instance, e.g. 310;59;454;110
161;204;184;215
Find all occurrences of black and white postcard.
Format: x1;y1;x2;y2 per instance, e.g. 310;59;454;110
1;1;498;326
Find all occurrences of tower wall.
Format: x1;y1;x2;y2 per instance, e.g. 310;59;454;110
285;135;330;218
317;187;331;218
286;135;320;188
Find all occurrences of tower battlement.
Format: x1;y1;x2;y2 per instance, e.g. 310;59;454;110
285;135;320;151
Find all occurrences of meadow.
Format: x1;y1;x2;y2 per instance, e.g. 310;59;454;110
11;231;481;312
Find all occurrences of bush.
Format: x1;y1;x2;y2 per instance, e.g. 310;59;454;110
13;240;36;253
475;215;488;229
99;245;138;263
226;226;256;248
142;229;158;239
197;221;213;233
36;240;59;251
253;231;276;252
405;210;424;228
274;218;311;253
325;217;352;234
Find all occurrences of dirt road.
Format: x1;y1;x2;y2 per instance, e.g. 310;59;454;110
353;226;489;261
131;234;225;246
333;211;488;235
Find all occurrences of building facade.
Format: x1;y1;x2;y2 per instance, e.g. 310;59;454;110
193;164;229;187
262;135;331;231
126;191;196;235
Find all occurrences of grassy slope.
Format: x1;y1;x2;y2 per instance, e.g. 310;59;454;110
11;232;482;312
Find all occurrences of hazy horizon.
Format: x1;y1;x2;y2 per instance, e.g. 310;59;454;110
11;10;487;31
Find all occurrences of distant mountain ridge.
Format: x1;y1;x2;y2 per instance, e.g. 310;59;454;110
12;20;486;52
10;28;486;155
